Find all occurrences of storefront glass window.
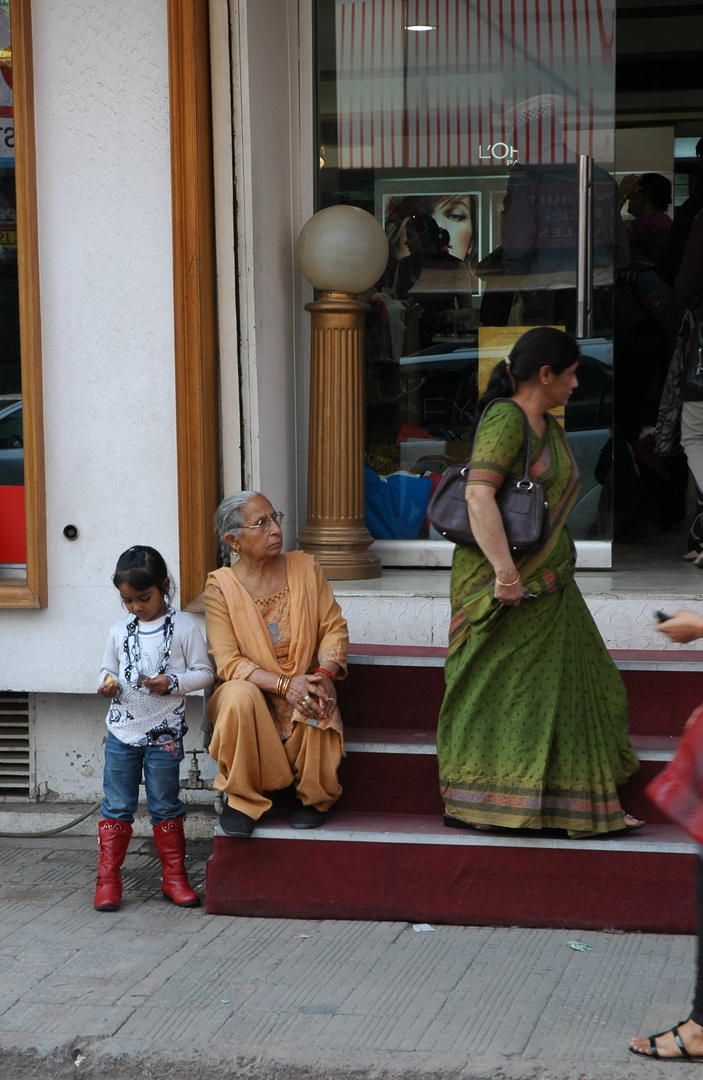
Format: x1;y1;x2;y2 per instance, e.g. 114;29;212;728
315;0;616;556
0;0;23;567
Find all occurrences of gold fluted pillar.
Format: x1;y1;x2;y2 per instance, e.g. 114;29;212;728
298;290;381;579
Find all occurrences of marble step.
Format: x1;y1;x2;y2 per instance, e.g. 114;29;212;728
340;650;703;736
333;730;677;821
344;729;679;758
206;813;697;932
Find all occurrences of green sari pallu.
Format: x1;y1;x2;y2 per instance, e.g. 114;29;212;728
436;402;639;836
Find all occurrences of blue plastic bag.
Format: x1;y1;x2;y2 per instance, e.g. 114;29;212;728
364;467;433;539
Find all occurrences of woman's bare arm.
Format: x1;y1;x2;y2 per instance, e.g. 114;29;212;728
465;484;523;605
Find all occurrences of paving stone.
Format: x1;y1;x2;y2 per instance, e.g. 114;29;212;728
0;835;698;1080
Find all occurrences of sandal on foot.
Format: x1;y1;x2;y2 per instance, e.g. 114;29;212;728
290;802;328;829
442;812;492;829
571;815;646;840
219;804;257;837
443;815;514;834
443;815;496;832
630;1023;703;1062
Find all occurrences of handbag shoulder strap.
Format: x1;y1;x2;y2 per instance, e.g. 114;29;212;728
475;397;531;481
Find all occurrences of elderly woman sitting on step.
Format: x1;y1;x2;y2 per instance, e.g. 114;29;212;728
205;492;348;837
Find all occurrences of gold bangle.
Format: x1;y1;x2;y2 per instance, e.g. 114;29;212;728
495;573;520;587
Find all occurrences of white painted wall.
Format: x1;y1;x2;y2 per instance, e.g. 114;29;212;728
210;0;242;502
32;694;217;804
0;0;318;808
229;0;308;536
616;126;676;176
1;0;182;693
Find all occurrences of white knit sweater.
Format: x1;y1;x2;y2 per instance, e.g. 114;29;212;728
100;610;214;747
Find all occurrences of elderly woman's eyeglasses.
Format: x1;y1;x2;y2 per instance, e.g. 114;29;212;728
241;511;285;532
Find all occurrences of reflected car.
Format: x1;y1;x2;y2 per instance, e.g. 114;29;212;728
397;337;613;539
0;400;23;485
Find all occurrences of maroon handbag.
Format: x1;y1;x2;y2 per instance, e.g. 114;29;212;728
428;399;550;554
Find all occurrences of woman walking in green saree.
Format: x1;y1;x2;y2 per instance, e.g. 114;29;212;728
437;327;643;838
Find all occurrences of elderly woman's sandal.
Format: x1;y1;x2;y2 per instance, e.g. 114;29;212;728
630;1023;703;1062
219;803;256;837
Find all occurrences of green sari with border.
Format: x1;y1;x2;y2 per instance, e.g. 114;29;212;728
436;401;639;836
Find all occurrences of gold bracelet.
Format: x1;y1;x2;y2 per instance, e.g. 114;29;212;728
495;573;520;587
276;674;291;698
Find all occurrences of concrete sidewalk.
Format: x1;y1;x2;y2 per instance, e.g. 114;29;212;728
0;834;699;1080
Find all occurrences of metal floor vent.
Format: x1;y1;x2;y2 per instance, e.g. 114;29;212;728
0;692;30;798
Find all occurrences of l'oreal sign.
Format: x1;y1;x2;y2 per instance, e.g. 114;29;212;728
478;143;518;165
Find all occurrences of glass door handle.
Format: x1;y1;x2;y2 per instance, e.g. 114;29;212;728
577;154;594;340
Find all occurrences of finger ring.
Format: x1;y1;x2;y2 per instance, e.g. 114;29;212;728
302;694;310;704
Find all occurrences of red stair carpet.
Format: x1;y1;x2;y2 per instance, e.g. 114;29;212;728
206;651;701;932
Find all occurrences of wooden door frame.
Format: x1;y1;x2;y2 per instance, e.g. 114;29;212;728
168;0;220;609
0;0;47;609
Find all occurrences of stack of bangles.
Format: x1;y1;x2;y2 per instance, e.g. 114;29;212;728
276;674;292;698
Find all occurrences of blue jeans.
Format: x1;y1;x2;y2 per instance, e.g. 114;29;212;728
101;732;185;825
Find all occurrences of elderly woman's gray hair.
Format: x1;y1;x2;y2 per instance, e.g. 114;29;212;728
214;492;262;555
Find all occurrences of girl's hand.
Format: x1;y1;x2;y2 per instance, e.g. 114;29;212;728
98;675;120;697
141;674;170;694
656;609;703;645
286;675;324;718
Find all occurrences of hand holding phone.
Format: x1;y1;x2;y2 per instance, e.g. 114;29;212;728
654;609;703;644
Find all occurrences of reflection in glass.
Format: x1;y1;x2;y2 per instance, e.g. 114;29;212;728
0;0;24;565
315;0;616;545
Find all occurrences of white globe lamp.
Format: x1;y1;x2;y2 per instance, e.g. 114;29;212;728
297;204;389;296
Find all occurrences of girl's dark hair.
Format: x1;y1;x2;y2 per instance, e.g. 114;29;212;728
477;326;580;420
112;545;174;602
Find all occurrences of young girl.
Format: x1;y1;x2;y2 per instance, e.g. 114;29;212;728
95;545;214;912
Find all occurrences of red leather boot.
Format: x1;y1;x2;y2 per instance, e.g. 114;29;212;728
94;819;133;911
152;817;200;907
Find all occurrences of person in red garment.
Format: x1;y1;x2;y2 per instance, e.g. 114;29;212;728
630;609;703;1063
619;172;673;267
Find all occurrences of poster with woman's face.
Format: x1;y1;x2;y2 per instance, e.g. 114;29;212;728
382;191;480;291
429;196;475;263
